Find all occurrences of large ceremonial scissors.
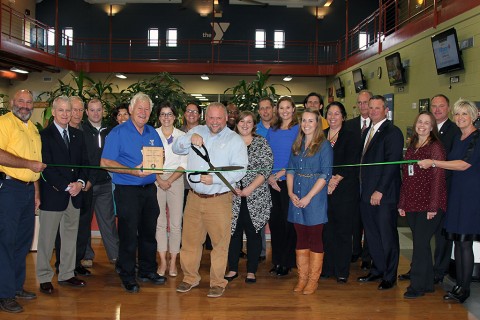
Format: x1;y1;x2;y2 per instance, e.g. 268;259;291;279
188;145;243;196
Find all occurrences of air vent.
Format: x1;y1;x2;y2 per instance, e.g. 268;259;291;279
43;76;52;82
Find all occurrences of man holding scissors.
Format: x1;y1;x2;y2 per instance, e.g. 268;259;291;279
173;102;248;298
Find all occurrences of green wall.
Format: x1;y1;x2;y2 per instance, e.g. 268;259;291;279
332;6;480;141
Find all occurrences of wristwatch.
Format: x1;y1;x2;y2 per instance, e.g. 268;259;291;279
431;161;436;168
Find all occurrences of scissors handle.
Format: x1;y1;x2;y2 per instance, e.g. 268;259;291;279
191;145;210;164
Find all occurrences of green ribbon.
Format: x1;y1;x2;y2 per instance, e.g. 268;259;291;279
44;159;419;173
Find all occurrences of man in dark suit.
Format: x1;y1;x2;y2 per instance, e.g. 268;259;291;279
357;95;404;290
345;90;373;270
36;95;89;295
398;94;461;284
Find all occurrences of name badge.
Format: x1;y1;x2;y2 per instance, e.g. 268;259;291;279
408;164;414;176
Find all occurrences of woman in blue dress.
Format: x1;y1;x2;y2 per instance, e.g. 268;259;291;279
266;96;299;277
286;108;333;295
418;99;480;303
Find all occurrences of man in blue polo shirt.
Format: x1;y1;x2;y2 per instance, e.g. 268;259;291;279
101;92;166;293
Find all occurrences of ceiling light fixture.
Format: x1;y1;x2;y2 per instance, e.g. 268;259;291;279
283;75;293;82
10;67;29;74
115;73;127;79
200;74;210;80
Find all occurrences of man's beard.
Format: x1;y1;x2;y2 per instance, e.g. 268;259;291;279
12;105;33;122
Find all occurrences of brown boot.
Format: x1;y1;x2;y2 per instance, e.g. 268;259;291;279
303;252;324;295
293;249;310;292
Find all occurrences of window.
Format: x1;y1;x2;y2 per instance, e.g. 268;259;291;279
359;31;368;51
47;28;55;46
62;27;73;46
166;28;177;47
274;30;285;49
148;28;159;47
255;29;266;49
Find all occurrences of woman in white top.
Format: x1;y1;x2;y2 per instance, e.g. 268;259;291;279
155;102;187;277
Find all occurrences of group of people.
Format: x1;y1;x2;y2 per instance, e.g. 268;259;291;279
0;88;479;313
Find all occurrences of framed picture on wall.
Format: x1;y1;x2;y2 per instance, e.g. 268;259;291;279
419;98;430;113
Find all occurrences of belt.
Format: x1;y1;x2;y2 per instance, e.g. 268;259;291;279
1;174;32;185
191;190;230;199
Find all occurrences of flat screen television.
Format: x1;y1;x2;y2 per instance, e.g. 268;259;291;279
431;27;464;75
385;52;406;86
352;68;366;93
333;77;345;98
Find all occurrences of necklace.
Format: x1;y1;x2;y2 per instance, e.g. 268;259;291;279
328;129;340;147
414;138;429;153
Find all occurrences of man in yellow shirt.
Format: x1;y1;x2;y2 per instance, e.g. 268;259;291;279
0;89;46;314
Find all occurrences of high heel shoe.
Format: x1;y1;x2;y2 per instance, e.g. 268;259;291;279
443;286;470;303
224;272;238;282
276;266;290;277
169;269;178;277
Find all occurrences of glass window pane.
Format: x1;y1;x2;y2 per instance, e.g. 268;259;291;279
148;28;159;47
166;28;177;47
47;28;55;46
255;29;265;49
62;27;73;46
274;30;285;49
359;32;368;51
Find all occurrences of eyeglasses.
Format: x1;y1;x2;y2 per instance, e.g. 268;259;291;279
185;109;199;115
160;112;174;118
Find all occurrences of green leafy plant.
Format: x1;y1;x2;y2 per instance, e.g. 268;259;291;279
119;72;187;127
0;93;9;116
224;70;290;111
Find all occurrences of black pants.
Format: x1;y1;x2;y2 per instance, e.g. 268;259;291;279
433;212;452;279
323;200;355;278
269;181;296;268
360;201;399;282
406;210;443;293
228;198;262;274
352;205;371;261
75;188;94;267
114;184;159;282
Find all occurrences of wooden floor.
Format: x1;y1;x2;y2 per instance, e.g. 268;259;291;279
5;240;474;320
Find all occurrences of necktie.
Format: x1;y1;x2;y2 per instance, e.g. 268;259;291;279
62;129;70;148
362;127;375;155
361;119;367;135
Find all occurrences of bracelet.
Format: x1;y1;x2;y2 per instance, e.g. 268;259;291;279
432;160;436;168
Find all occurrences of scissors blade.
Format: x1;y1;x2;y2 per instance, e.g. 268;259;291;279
210;166;244;172
212;170;238;196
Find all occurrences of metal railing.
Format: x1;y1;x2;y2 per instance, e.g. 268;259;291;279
0;0;462;72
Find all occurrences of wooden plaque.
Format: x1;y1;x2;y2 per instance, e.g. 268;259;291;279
143;146;164;173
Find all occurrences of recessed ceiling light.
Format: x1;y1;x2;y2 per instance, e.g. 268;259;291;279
283;75;293;82
10;67;29;74
201;74;209;80
115;73;127;79
191;93;203;97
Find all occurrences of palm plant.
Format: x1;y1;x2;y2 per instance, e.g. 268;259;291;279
224;70;290;111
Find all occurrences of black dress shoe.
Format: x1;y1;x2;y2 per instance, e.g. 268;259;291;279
269;265;280;274
258;255;266;262
137;272;166;285
0;298;23;313
337;277;348;283
245;277;256;284
351;255;360;263
15;289;37;300
357;273;382;282
224;273;238;282
58;277;86;287
398;272;411;281
276;266;290;277
404;289;425;299
74;265;91;276
434;276;444;284
40;282;54;294
360;261;371;270
122;280;140;293
378;280;396;290
320;273;330;279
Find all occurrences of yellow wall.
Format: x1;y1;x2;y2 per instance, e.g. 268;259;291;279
331;6;480;139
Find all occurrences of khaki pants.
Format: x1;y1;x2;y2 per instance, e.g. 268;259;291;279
180;191;232;288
